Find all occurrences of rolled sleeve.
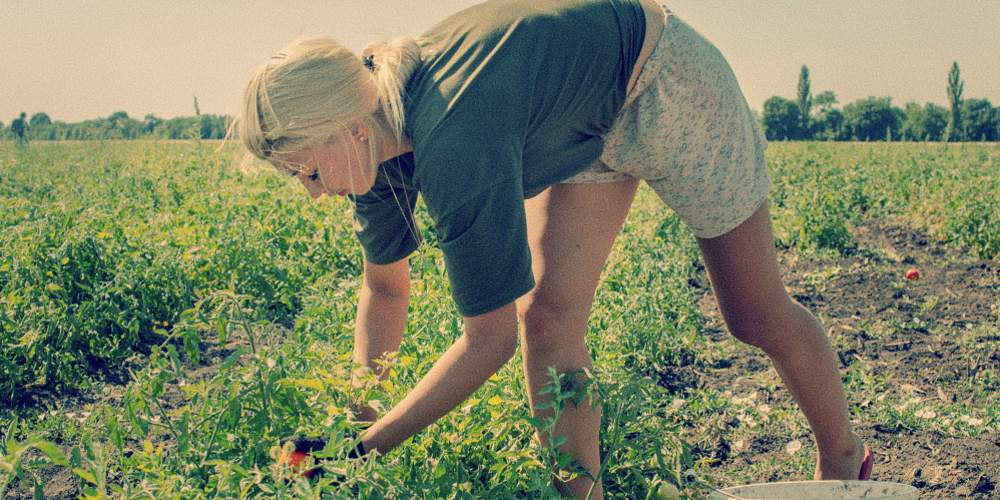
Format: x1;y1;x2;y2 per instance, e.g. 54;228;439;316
436;178;534;317
351;158;421;265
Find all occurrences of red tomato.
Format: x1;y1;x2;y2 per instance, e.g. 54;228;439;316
905;268;920;280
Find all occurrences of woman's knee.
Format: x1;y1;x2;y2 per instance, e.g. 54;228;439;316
723;296;821;352
518;289;590;350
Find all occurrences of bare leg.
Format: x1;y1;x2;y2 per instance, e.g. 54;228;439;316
517;179;639;499
696;199;865;479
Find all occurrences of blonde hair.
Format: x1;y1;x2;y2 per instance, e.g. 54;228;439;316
233;35;422;169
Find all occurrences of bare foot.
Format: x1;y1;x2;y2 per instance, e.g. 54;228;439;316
814;434;866;480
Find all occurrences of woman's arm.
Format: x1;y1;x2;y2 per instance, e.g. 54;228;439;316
352;258;411;421
359;301;519;453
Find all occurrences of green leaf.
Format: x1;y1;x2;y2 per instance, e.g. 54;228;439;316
220;347;245;371
433;462;448;479
183;329;200;364
215;316;228;342
34;441;68;466
109;421;124;450
166;344;182;373
292;378;324;392
73;467;97;485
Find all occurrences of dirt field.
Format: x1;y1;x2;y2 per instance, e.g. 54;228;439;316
689;219;998;498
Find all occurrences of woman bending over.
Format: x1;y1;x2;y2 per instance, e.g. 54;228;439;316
237;0;871;496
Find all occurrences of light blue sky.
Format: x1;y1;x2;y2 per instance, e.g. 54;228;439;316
2;0;998;122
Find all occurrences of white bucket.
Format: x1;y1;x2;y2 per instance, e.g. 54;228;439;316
707;480;918;499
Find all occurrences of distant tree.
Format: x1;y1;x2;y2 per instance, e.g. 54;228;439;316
809;90;841;140
842;97;902;141
1;112;230;141
193;95;201;116
814;91;838;113
901;102;949;141
762;96;802;140
105;111;147;139
922;103;949;141
946;62;963;141
959;98;998;141
198;114;227;139
143;114;162;134
813;108;845;140
993;108;1000;142
161;116;197;139
901;102;925;141
29;112;52;127
797;65;812;138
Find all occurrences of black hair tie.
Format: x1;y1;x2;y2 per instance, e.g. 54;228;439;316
362;55;376;71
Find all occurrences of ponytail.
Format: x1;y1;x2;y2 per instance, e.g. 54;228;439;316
362;36;423;146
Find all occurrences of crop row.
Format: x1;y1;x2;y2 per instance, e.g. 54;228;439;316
2;141;997;404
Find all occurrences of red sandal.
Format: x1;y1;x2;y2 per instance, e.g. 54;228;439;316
858;444;873;480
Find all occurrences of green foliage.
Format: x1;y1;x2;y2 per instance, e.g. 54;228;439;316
946;61;964;142
0;141;711;497
813;91;838;113
762;96;803;141
1;113;229;141
796;65;812;134
0;141;996;498
755;61;995;143
811;108;845;141
0;143;360;400
28;113;51;128
960;98;999;142
768;142;999;259
842;97;903;141
901;102;949;141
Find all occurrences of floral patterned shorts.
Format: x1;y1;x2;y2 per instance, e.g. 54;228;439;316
563;4;770;239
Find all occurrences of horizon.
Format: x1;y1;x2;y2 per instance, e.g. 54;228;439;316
2;1;998;123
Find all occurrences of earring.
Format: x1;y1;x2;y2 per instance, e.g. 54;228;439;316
359;136;367;143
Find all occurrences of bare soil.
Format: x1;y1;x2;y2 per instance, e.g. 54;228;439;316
689;219;999;498
5;336;244;499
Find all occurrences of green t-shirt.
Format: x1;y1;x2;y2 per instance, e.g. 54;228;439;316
353;0;646;316
10;118;26;135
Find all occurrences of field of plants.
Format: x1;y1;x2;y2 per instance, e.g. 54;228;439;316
1;140;997;498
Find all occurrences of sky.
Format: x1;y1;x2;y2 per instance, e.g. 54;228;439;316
2;0;998;123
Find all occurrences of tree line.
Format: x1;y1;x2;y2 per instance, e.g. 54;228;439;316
4;64;997;143
0;111;228;142
763;62;999;142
